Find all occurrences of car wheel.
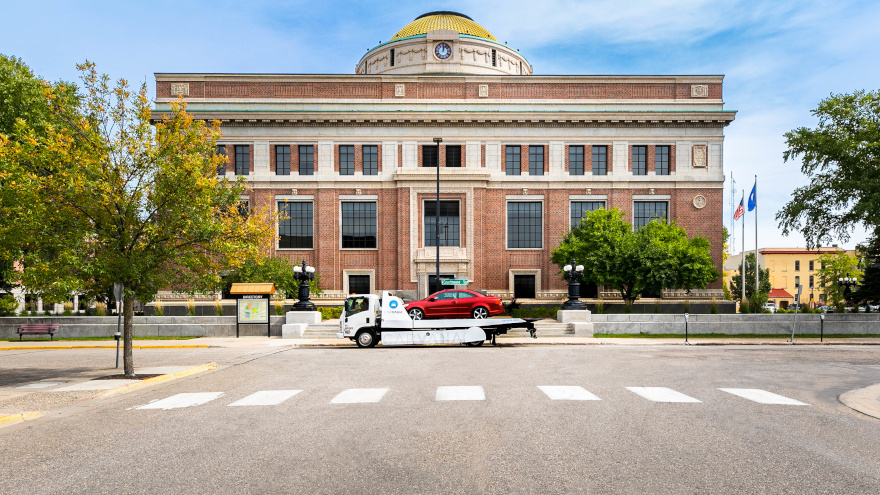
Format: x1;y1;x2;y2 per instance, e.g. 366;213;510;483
464;340;484;347
355;330;377;348
471;307;489;319
408;308;424;320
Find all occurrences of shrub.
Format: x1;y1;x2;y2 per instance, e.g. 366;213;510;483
63;301;74;316
684;299;691;314
153;299;164;316
710;298;718;315
275;300;284;316
0;294;18;316
214;299;224;316
550;306;561;319
510;308;525;318
187;299;196;316
740;297;751;314
532;306;550;319
595;301;604;314
94;302;107;316
654;302;660;314
319;306;343;320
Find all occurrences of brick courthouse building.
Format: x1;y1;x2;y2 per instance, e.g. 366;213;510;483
153;11;735;302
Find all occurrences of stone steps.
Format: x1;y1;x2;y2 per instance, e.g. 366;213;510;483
304;323;342;338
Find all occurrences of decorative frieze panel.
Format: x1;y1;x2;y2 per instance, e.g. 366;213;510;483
692;145;708;168
690;84;709;98
478;84;488;98
395;84;405;97
693;195;707;209
170;83;189;96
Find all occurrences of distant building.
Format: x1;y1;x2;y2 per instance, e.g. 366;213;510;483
152;11;735;302
760;247;854;307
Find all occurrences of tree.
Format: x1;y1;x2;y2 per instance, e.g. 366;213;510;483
854;228;880;305
220;254;323;300
777;90;880;247
0;61;274;376
728;252;771;302
722;226;730;264
816;250;862;309
550;208;719;304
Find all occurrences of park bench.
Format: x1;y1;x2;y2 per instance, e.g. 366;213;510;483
17;323;60;341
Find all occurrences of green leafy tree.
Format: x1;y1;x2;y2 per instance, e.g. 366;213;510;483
551;208;719;304
728;252;771;302
854;229;880;304
816;250;863;309
0;62;273;376
777;90;880;246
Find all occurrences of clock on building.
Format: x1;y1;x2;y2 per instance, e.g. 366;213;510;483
434;42;452;60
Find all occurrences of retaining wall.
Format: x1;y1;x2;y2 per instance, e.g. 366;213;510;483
0;316;287;340
591;313;880;335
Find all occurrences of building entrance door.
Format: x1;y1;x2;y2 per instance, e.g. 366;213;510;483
513;275;536;299
348;275;370;295
428;274;454;296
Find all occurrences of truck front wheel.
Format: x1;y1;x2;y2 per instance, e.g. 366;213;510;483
355;330;378;348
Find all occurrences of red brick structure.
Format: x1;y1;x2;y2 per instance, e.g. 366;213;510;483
153;12;735;302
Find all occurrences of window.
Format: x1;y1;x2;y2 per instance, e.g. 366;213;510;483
445;145;462;167
390;49;395;67
570;201;606;228
795;276;800;287
455;291;476;299
363;145;378;175
632;146;647;175
633;201;668;230
339;145;354;175
341;202;377;249
278;202;313;249
237;199;249;217
795;260;800;271
275;145;290;175
655;145;670;175
507;202;542;249
491;49;496;67
349;275;370;295
809;275;814;288
529;146;544;175
569;146;584;175
422;145;438;167
216;145;227;175
593;145;607;175
424;201;460;247
821;261;826;269
299;145;314;175
505;145;521;175
809;260;814;271
234;145;249;175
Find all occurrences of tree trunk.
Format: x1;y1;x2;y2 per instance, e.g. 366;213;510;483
123;295;135;377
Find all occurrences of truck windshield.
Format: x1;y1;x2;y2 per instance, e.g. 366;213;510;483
344;296;369;317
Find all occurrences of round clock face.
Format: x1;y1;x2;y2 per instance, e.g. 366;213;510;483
434;42;452;60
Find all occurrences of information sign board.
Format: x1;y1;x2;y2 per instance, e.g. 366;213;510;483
237;297;269;324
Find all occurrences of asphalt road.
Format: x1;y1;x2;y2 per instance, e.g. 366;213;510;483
2;344;880;494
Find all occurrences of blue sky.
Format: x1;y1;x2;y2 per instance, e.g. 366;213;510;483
3;0;879;251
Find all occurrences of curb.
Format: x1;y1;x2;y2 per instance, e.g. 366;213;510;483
0;345;209;351
0;411;43;427
99;362;220;398
839;384;880;421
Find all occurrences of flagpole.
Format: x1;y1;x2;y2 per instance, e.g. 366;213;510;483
754;175;759;298
741;197;746;308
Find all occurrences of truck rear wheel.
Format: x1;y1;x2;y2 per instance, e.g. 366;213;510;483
355;330;378;348
464;340;484;347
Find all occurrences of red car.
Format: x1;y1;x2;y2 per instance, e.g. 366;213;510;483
404;289;504;320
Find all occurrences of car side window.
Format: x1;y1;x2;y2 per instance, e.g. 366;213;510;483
456;291;476;299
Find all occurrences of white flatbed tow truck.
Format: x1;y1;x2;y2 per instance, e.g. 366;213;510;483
337;292;537;347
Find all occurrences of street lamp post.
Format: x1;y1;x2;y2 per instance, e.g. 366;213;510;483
433;137;442;295
292;259;316;311
562;259;587;310
838;274;858;312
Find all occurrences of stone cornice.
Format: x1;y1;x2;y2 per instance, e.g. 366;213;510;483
154;73;725;84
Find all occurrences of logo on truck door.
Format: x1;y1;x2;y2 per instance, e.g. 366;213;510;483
389;300;398;309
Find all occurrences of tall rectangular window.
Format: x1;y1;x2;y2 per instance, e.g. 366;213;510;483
422;145;438;167
570;201;606;228
593;145;607;175
529;145;544;175
809;275;814;288
491;49;496;67
339;145;354;175
349;275;371;294
424;201;460;247
299;145;314;175
809;260;814;271
507;202;542;249
363;145;378;175
655;145;670;175
445;145;462;167
632;146;647;175
216;145;227;175
569;145;584;175
234;145;249;175
633;201;667;230
795;260;800;271
795;276;800;287
278;202;313;249
390;49;395;67
341;202;377;249
275;145;290;175
505;145;521;175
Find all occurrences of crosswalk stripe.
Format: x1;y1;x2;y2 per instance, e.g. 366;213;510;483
538;386;601;401
626;387;701;403
227;390;302;407
436;386;485;401
719;388;810;406
330;388;388;404
135;392;225;410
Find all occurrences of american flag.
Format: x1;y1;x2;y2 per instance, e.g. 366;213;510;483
733;197;744;221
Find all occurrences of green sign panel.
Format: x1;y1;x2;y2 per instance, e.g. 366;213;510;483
441;279;469;285
237;298;269;324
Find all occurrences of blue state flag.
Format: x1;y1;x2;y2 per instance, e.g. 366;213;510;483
748;183;757;211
